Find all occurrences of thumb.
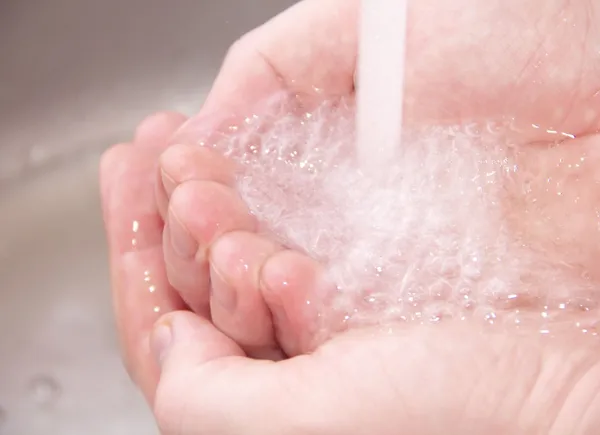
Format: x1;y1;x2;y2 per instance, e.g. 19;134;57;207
150;311;245;372
150;311;305;435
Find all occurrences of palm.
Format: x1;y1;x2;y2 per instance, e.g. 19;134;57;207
401;0;599;140
292;324;598;434
176;0;599;147
163;321;600;434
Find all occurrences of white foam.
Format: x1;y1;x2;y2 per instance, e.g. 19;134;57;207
183;95;600;335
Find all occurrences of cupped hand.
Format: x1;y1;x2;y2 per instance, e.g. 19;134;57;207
100;0;600;433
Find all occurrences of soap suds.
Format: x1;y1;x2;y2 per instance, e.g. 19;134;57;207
184;94;600;336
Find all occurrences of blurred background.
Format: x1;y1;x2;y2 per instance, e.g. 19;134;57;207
0;0;295;433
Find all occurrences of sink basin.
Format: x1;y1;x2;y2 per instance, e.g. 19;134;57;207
0;0;296;433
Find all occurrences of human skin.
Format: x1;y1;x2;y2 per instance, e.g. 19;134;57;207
100;0;600;433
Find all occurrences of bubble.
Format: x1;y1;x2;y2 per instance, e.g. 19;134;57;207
484;311;497;325
462;299;476;311
464;122;482;137
486;120;506;136
429;313;442;324
430;279;451;299
567;297;597;312
28;375;61;408
173;93;600;337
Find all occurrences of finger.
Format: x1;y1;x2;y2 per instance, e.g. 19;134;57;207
134;111;189;148
209;231;285;360
260;250;338;357
100;112;187;403
156;143;236;220
151;311;304;435
164;180;257;314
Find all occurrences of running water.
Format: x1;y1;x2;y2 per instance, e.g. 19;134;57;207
356;0;408;173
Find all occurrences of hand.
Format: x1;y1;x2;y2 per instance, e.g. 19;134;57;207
172;0;600;146
100;0;600;433
149;140;600;435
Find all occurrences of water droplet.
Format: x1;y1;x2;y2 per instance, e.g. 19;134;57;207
463;299;476;311
581;270;591;281
486;120;505;135
153;306;161;313
484;311;497;324
462;263;481;279
29;375;61;407
459;286;471;296
430;280;451;299
429;313;442;324
131;219;140;248
464;122;482;137
590;327;600;337
568;297;598;312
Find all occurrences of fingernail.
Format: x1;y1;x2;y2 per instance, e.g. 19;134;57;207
151;319;173;367
168;213;198;258
160;169;177;197
210;264;237;311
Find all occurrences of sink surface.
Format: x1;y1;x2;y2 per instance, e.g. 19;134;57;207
0;0;296;433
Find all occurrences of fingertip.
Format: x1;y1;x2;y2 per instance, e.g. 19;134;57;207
163;181;256;314
160;144;237;191
261;250;325;356
134;111;188;148
261;250;322;303
210;231;267;290
209;231;285;360
168;180;256;251
151;311;245;373
99;142;132;195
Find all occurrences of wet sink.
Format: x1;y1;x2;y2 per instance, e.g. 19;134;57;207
0;0;296;433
